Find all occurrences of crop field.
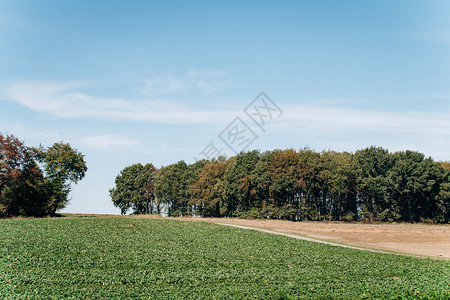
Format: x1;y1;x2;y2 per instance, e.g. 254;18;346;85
0;216;449;299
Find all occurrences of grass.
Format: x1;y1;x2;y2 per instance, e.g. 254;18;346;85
0;216;449;299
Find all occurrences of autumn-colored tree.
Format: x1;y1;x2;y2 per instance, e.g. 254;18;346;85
113;147;449;223
189;158;231;217
1;134;86;217
0;134;46;216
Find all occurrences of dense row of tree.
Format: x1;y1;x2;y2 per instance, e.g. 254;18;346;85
0;133;87;217
110;147;450;223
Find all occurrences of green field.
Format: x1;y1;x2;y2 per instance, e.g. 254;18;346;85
0;217;449;299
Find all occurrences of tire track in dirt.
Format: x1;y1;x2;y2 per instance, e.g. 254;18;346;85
216;222;399;256
128;215;450;259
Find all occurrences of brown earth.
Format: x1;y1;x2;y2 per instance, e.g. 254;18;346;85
66;214;449;259
184;217;450;259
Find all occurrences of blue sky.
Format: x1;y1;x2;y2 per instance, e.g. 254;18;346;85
1;0;449;214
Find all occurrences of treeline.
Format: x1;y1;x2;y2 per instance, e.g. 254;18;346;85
0;133;87;217
110;147;450;223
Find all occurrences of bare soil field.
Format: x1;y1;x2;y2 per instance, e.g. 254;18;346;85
189;218;450;259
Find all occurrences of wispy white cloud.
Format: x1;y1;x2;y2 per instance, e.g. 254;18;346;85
3;79;450;141
419;93;450;100
4;80;237;124
399;31;450;44
139;69;230;96
77;134;140;150
277;104;450;135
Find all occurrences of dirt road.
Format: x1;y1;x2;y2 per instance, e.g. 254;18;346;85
192;218;450;259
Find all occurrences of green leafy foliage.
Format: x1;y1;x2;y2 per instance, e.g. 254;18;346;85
33;142;87;184
238;148;442;222
110;163;157;215
114;146;449;223
1;134;86;217
154;160;209;216
32;142;87;215
0;217;448;298
224;151;260;216
154;161;190;216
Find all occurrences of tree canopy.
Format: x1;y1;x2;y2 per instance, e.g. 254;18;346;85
0;133;87;217
112;146;449;223
109;163;157;215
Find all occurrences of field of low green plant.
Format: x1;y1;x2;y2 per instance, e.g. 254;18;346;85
0;216;449;299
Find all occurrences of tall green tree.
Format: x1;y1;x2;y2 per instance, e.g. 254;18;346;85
33;142;87;214
110;163;157;215
223;151;259;216
387;151;442;222
320;151;357;221
249;150;276;217
354;146;392;221
266;149;300;220
154;161;195;216
297;148;322;220
436;162;450;222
